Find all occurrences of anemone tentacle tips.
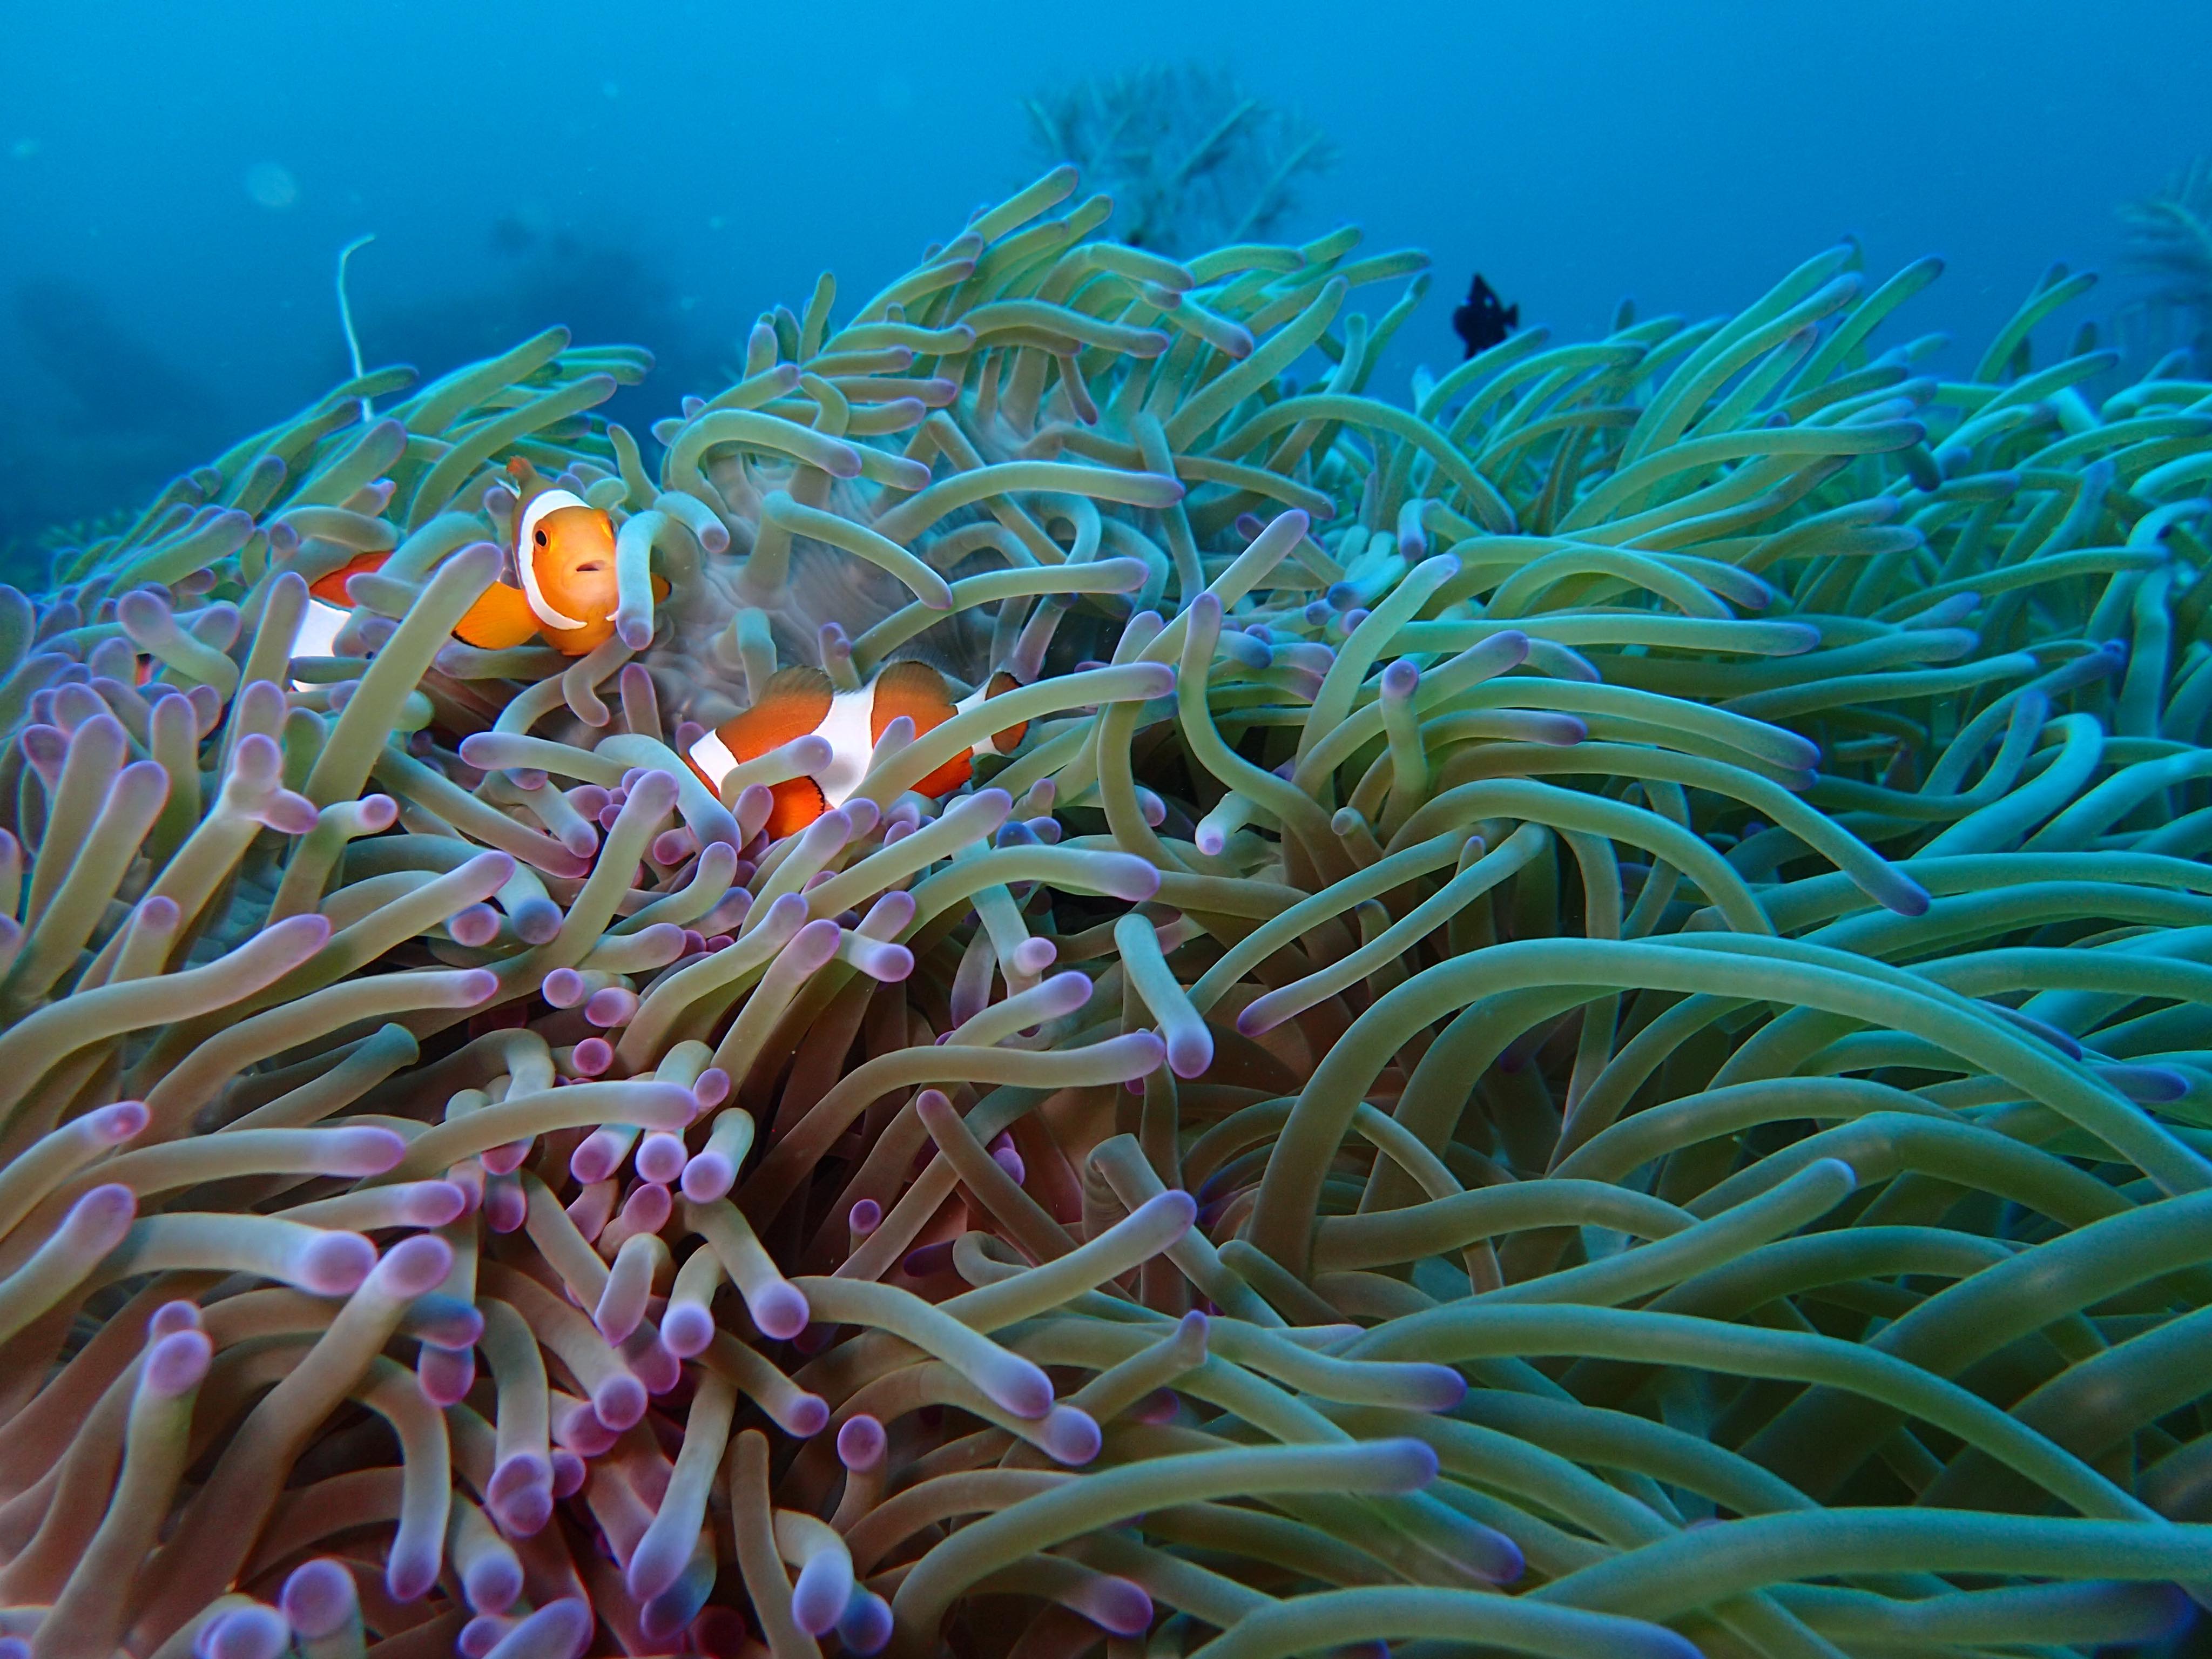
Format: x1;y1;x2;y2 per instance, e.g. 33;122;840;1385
5;174;2212;1659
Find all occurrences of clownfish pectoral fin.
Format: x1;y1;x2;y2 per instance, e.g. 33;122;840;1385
764;775;829;839
651;574;671;602
452;582;542;650
982;671;1030;754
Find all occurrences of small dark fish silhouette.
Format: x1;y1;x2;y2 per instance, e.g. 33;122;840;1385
1453;273;1519;359
488;214;538;259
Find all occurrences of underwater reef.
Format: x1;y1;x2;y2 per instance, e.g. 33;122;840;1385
3;165;2212;1659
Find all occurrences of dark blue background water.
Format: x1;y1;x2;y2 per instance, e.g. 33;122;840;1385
4;0;2207;563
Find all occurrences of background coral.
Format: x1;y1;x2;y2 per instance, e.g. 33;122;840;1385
2120;154;2212;375
1;170;2211;1659
1023;65;1335;255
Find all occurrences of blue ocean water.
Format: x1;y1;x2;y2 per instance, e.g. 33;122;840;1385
2;0;2207;569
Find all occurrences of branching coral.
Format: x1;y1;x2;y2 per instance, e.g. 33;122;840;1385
1023;67;1334;256
3;166;2212;1659
2121;155;2212;372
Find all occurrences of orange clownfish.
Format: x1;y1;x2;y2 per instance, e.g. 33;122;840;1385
288;458;666;681
289;549;398;688
450;458;644;656
686;660;1029;838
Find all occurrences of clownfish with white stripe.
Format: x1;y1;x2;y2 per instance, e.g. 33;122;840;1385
289;457;662;682
685;661;1029;837
287;549;397;684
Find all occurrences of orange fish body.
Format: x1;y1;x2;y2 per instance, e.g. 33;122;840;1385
288;458;652;680
453;458;624;656
686;662;1028;838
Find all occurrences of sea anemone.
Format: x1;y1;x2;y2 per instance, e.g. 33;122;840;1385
3;165;2212;1659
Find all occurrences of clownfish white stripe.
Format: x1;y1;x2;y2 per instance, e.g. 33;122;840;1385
813;689;880;809
290;597;350;691
689;726;740;789
514;488;592;631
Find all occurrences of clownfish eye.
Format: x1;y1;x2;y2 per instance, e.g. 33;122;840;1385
534;529;548;546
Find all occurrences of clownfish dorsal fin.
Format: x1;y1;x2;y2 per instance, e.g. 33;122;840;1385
505;455;549;503
719;666;835;763
306;550;393;609
764;664;836;707
869;659;956;745
498;456;545;540
871;660;976;798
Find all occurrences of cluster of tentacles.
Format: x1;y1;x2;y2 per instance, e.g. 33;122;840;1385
4;165;2212;1659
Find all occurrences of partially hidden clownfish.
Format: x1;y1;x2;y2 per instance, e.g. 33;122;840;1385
289;458;662;682
685;661;1029;838
288;551;393;682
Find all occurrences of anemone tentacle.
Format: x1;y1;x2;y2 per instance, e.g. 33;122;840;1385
2;177;2211;1659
